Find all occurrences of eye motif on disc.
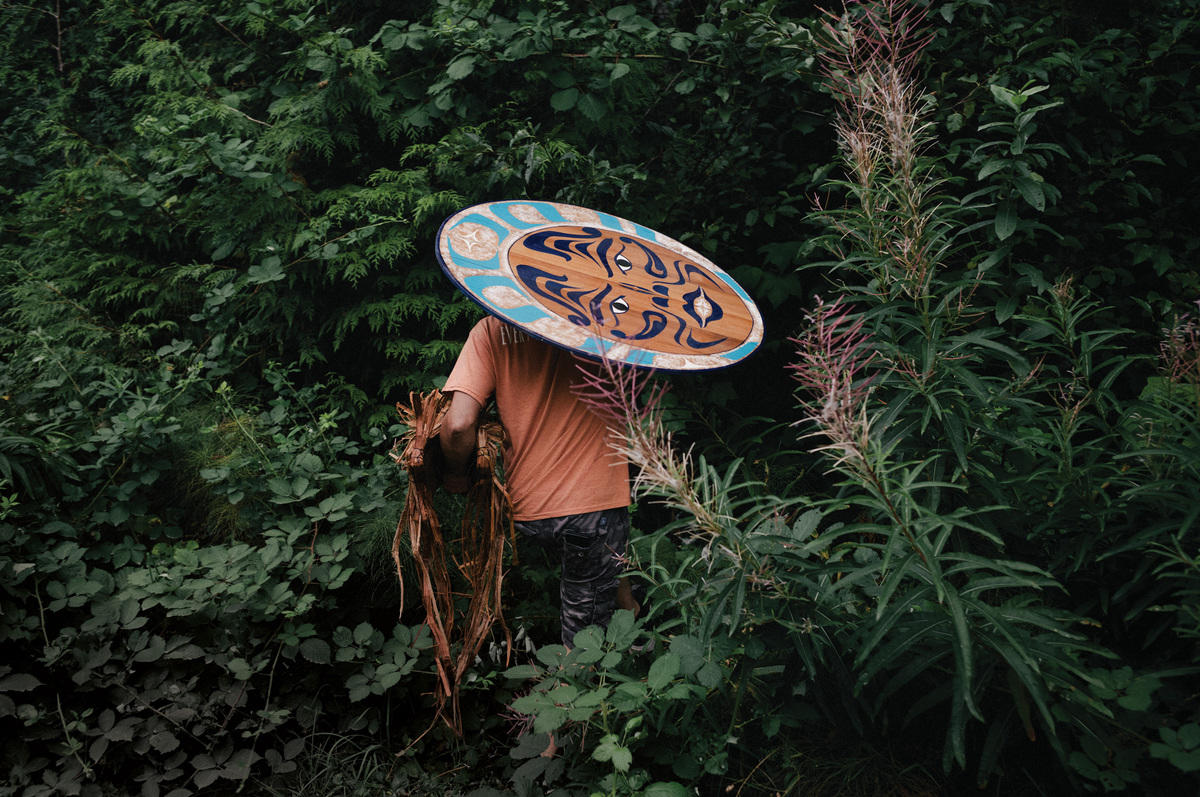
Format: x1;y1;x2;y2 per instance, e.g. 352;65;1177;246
509;225;753;356
436;200;763;371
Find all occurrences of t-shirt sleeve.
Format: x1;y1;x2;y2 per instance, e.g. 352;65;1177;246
442;319;496;406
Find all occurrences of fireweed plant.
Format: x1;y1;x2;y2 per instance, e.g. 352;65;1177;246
791;0;1124;784
789;0;1200;791
497;2;1198;794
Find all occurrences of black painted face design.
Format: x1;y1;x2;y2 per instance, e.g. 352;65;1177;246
509;226;753;355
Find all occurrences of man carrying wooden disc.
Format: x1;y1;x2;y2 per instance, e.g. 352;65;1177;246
439;315;640;646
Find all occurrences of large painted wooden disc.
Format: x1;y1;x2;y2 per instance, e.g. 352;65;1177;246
435;200;763;371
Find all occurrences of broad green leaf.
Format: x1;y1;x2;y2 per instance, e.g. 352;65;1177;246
299;638;331;665
550;88;578;111
1117;675;1160;712
696;661;723;689
574;686;611;708
577;92;607;121
511;693;551;714
532;705;567;734
604;610;637;649
547;683;578;704
0;673;42;692
445;56;476;80
593;734;633;772
536;644;568;667
977;158;1008;180
994;201;1018;240
503;664;540;680
510;731;552;760
667;633;700;676
643;782;691;797
647;652;680;690
995;295;1018;323
1015;176;1046;212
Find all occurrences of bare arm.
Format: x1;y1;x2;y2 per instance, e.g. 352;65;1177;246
440;390;483;493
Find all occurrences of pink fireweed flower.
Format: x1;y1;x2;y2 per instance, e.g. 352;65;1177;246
1160;304;1200;387
817;0;942;299
571;345;726;545
790;297;879;468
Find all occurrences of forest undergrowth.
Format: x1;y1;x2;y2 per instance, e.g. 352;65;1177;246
2;0;1199;794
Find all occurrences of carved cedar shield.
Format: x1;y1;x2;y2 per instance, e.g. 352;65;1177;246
435;200;764;371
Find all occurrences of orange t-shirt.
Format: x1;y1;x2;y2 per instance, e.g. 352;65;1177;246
443;316;631;521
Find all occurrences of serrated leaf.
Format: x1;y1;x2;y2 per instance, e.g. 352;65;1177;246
995;295;1018;324
165;642;206;661
446;56;475;80
604;610;638;649
228;657;254;680
512;693;551;714
577;92;607;121
1117;675;1159;712
299;638;331;664
503;664;540;680
150;730;180;753
536;644;568;667
696;661;723;689
1170;749;1200;772
669;635;705;677
548;683;578;704
647;652;680;690
133;635;166;663
574;686;611;708
669;32;692;51
550;88;578;111
572;626;604;652
353;622;374;645
0;673;42;692
511;731;552;760
532;705;566;734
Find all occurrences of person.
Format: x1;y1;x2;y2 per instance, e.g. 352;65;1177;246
439;314;639;647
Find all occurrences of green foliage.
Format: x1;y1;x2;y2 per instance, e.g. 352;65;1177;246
488;3;1200;794
501;610;728;794
2;0;1200;794
0;333;441;795
0;0;831;408
932;0;1200;324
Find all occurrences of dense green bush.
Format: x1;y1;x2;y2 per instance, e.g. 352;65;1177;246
496;3;1200;795
0;331;450;795
3;0;1199;794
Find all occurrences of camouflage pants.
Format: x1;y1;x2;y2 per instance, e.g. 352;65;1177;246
515;506;630;646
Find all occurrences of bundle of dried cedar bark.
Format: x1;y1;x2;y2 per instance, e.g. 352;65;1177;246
391;391;513;732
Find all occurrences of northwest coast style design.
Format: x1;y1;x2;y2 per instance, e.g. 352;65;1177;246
436;200;764;371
